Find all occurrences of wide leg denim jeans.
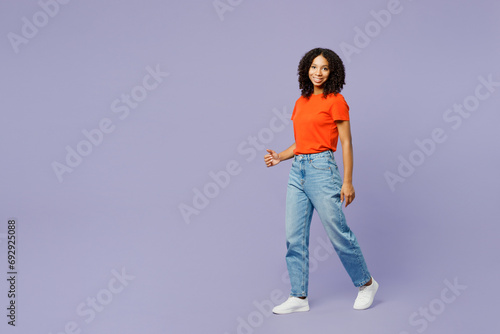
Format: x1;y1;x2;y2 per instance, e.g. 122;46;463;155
285;150;371;297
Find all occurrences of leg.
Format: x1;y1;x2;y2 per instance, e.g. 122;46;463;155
285;162;314;298
305;155;371;287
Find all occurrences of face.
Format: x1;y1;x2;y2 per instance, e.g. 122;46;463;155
308;55;330;89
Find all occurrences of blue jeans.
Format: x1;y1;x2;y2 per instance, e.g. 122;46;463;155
285;150;371;297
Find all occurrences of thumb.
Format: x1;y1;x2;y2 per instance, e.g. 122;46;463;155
266;149;275;155
340;191;344;204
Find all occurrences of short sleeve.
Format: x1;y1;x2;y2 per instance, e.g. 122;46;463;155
329;94;350;121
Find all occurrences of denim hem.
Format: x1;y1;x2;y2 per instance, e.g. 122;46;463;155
354;276;373;288
289;293;307;298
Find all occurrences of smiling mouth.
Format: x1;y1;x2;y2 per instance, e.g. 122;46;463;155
313;77;323;83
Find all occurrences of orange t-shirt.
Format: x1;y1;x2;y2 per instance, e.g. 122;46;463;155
291;93;350;155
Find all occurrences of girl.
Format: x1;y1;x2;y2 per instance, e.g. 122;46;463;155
264;48;378;314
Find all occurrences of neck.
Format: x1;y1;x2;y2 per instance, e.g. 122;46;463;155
313;86;324;95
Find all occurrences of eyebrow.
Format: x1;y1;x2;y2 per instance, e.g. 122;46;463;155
311;63;329;68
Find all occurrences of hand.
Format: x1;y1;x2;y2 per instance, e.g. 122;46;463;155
264;149;281;167
340;183;355;207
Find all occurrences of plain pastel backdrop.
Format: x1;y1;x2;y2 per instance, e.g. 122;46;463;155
1;0;499;333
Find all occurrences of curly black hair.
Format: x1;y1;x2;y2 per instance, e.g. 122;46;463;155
297;48;346;99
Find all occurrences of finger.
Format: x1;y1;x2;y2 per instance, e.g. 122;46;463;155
266;149;274;155
340;192;344;203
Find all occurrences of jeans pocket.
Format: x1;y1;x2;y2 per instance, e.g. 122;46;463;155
310;157;331;170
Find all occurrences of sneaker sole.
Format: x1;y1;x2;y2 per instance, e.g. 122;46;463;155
272;305;310;315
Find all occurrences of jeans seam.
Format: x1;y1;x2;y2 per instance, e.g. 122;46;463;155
300;198;310;296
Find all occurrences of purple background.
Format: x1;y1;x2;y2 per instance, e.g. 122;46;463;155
1;0;499;333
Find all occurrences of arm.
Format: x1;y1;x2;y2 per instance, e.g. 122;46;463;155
336;120;355;207
264;143;296;167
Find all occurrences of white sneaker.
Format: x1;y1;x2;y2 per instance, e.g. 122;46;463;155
353;277;379;310
272;296;309;314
